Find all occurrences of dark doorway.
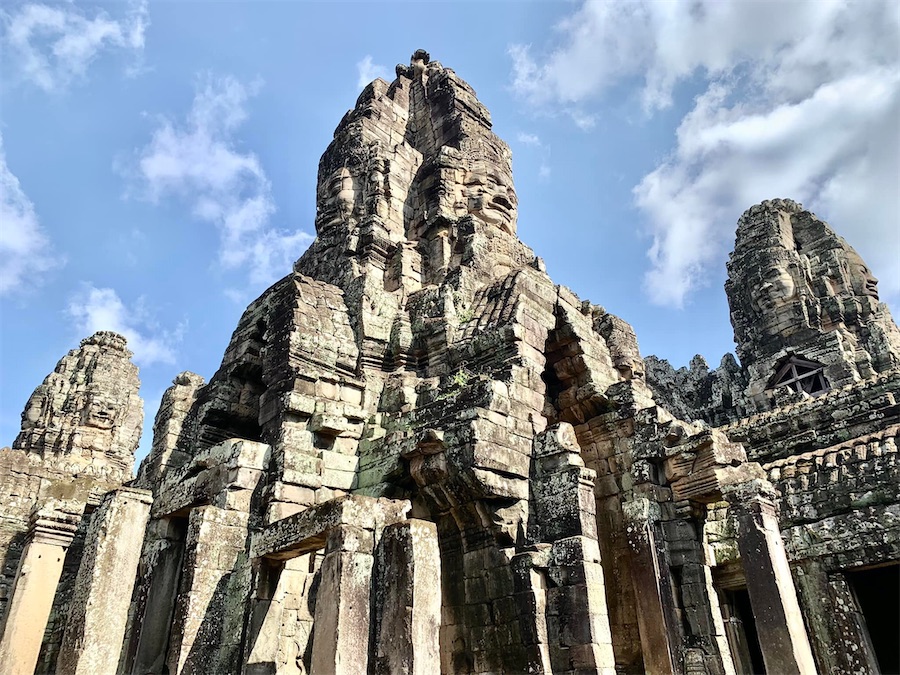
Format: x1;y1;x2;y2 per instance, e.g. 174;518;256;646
721;588;766;674
846;564;900;674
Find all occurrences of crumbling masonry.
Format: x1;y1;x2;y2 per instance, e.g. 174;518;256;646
1;51;898;675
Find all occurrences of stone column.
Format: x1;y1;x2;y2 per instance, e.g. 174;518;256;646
310;524;375;675
511;550;554;674
371;519;441;675
242;558;285;675
0;501;80;675
167;505;252;675
792;560;879;674
122;517;188;674
243;556;317;674
723;480;817;675
56;487;152;675
529;424;616;674
622;498;681;675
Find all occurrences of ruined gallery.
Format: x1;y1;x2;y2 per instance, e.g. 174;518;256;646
2;50;899;675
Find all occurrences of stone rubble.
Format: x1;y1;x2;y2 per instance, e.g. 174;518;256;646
1;52;898;675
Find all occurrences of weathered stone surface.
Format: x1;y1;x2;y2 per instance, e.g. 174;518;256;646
372;519;441;675
56;487;152;675
0;332;143;673
135;371;205;490
0;501;81;675
4;52;899;675
13;331;143;477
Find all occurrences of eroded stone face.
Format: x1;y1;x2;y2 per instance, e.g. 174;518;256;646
752;263;797;313
460;165;517;234
11;331;143;477
316;167;357;233
297;49;521;290
726;199;900;402
846;249;879;299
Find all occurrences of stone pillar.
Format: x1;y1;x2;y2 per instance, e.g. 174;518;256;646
371;519;441;675
310;524;375;675
792;560;880;674
511;550;554;674
242;556;318;674
122;517;188;674
622;498;681;675
56;487;152;675
723;480;817;675
528;424;616;674
0;502;80;675
242;558;284;675
546;536;616;674
167;506;252;675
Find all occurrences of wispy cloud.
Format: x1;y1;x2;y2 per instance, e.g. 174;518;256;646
131;74;313;287
67;284;182;366
356;55;389;88
0;133;61;296
516;131;552;180
510;0;900;308
2;1;148;92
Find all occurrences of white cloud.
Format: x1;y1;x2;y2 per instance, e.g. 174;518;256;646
516;132;552;180
2;1;148;91
67;284;182;366
357;55;389;88
510;0;900;308
0;133;61;296
133;74;313;288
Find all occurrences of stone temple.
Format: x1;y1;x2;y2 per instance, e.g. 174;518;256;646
1;51;898;675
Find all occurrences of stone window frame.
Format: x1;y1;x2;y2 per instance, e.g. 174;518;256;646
768;355;829;395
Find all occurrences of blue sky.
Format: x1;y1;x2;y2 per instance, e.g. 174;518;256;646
2;0;898;462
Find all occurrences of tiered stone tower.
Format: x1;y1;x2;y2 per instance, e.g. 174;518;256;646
0;332;148;674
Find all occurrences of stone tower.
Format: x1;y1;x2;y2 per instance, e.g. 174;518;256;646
726;198;900;409
0;331;147;674
12;331;144;477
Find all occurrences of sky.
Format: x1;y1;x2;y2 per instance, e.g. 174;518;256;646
2;0;898;462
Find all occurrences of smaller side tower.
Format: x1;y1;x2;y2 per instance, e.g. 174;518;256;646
725;198;900;410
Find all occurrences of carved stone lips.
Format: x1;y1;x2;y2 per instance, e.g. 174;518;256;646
490;195;513;212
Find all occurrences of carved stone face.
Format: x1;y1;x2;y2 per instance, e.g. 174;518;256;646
82;391;118;430
846;250;879;299
22;398;43;428
316;167;356;231
463;168;517;234
754;264;797;313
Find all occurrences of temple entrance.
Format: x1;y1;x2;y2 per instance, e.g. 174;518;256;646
846;563;900;674
719;588;766;674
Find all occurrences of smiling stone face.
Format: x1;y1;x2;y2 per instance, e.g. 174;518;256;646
753;264;797;313
462;167;518;235
845;249;880;300
315;167;357;232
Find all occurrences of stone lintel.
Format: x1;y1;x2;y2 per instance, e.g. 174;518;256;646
669;457;766;505
251;495;410;560
151;439;269;518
